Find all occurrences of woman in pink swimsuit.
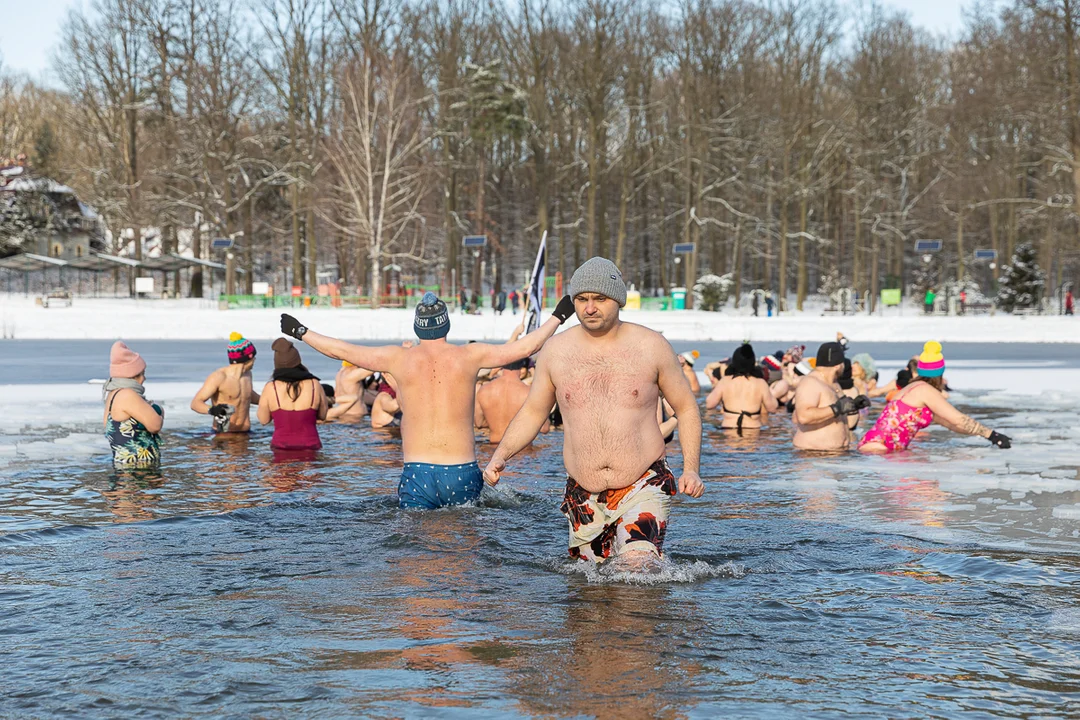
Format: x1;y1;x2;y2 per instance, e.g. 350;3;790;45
859;341;1011;454
257;339;328;453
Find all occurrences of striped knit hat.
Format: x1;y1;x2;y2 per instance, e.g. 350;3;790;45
917;341;945;377
227;332;257;364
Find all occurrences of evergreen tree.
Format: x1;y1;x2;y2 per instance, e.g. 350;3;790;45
996;243;1046;312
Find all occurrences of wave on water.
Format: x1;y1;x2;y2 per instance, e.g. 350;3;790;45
551;555;746;585
0;523;98;545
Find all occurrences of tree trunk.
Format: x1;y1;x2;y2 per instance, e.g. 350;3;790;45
244;196;254;294
779;153;790;312
190;212;203;298
291;184;302;290
586;112;599;259
307;204;317;291
445;162;458;295
733;220;742;308
796;183;808;311
615;158;630;270
870;232;880;314
473;149;486;297
956;210;965;283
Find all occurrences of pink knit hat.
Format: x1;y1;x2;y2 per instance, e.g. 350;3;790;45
110;341;146;378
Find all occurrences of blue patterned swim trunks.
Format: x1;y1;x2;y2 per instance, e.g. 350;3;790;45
398;461;483;509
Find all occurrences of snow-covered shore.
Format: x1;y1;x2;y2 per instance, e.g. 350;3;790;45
0;294;1074;342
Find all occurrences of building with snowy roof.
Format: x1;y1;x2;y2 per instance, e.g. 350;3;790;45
0;162;105;261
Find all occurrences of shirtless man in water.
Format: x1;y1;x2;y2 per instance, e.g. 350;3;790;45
332;361;373;423
190;333;260;434
476;360;549;444
280;291;576;508
484;257;703;564
791;342;869;451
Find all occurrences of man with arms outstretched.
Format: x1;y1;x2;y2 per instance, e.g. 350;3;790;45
484;257;703;564
280;291;575;509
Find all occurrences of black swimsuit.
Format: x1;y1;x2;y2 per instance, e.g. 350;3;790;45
720;403;762;431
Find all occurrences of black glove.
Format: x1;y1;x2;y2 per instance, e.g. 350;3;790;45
281;313;308;340
552;295;575;324
209;404;232;418
853;395;871;411
829;395;859;417
988;430;1012;449
785;399;796;413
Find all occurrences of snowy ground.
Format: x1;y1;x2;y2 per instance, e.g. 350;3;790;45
0;294;1074;342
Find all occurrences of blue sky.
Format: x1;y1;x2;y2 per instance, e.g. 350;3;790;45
1;0;1000;84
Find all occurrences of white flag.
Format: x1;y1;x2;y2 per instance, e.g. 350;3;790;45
525;232;546;334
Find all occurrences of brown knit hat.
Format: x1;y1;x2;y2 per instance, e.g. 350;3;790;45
272;338;302;369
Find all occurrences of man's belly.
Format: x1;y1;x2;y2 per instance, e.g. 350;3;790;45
562;418;666;493
793;423;850;450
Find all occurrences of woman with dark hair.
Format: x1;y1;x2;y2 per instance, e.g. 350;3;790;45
859;341;1012;454
705;343;779;431
257;338;328;452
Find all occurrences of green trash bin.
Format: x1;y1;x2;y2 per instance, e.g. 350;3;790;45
671;287;687;310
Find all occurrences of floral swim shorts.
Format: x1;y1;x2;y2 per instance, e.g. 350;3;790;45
559;457;677;563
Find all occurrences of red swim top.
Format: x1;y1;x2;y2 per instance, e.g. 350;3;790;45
270;380;322;451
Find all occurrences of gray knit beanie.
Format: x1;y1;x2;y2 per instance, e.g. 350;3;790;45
569;257;627;307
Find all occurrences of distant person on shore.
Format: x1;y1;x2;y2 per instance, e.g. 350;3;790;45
103;341;163;469
190;333;259;434
924;288;936;314
280;290;576;509
1067;289;1075;316
766;294;775;317
705;343;778;431
333;360;373;423
257;339;327;453
751;293;760;316
859;342;1012;454
508;289;519;315
791;342;868;451
476;360;548;444
483;257;703;566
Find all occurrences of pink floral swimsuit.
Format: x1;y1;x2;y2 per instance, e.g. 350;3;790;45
859;396;934;452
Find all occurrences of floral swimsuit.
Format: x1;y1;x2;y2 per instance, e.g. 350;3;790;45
105;391;163;469
859;393;933;453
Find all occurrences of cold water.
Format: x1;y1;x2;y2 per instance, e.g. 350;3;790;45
1;341;1079;718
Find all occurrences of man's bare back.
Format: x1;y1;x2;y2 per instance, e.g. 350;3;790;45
476;367;544;444
333;364;372;423
190;364;258;433
288;300;572;465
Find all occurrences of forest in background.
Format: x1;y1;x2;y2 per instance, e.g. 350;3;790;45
1;0;1078;310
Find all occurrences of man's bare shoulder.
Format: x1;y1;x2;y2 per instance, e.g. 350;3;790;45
619;322;674;355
